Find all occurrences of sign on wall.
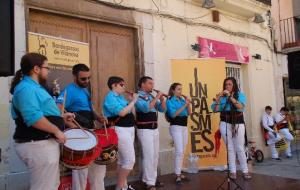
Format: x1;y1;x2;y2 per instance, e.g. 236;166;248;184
198;37;249;64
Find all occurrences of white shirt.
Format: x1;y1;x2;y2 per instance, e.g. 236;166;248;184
274;113;287;124
262;113;275;132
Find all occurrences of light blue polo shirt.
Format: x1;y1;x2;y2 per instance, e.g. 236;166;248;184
57;83;92;112
11;76;61;127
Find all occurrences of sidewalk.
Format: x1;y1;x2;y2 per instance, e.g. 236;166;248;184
252;141;300;180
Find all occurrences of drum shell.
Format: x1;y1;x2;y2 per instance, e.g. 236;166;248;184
94;128;118;165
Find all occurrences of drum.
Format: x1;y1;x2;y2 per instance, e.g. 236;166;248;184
94;128;118;165
61;128;101;169
275;138;288;152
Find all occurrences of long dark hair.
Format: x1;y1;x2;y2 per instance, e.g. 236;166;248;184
223;77;239;100
168;83;181;98
10;53;47;94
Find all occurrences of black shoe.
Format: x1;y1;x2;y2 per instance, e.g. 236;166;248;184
155;181;164;188
180;174;190;182
272;158;282;161
286;155;292;159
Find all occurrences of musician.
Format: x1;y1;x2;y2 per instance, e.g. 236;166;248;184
211;77;251;180
10;53;74;190
261;106;281;160
274;107;294;158
135;76;166;190
103;76;137;190
166;83;191;185
57;64;106;190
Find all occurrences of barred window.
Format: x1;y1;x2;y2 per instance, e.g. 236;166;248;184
226;63;242;90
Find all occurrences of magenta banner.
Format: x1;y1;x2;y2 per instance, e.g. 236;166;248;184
198;37;249;64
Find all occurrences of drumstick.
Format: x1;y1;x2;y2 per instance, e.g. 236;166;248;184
103;121;109;141
61;90;67;116
63;108;89;137
67;137;89;140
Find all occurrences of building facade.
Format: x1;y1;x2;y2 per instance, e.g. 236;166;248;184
0;0;287;189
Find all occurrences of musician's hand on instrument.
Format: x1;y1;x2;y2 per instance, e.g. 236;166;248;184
63;112;75;122
156;91;163;99
132;93;138;102
223;90;230;97
185;98;191;105
54;130;67;144
99;116;108;125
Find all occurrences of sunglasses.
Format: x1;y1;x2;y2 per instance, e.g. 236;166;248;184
40;66;50;70
79;77;90;81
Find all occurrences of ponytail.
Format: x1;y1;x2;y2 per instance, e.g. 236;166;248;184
10;70;23;94
10;53;48;95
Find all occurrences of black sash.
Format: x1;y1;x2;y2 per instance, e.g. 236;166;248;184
107;113;135;127
136;112;158;129
169;116;188;126
220;111;244;124
74;110;95;129
13;114;64;141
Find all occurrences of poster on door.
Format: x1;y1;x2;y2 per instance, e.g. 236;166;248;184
171;58;227;169
28;32;90;93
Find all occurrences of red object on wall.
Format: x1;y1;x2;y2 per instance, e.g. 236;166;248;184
58;176;90;190
198;37;249;64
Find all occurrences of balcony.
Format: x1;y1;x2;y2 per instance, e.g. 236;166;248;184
192;0;270;18
280;15;300;53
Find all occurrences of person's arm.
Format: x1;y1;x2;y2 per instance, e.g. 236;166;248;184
171;99;191;118
229;93;245;110
211;92;223;112
149;92;162;109
156;94;167;113
32;117;66;143
15;89;66;143
119;94;138;117
104;93;138;117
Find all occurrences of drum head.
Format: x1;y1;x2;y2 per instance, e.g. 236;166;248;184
64;129;97;151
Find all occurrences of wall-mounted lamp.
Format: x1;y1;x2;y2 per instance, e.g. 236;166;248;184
253;13;265;23
191;43;200;51
202;0;216;9
252;54;261;60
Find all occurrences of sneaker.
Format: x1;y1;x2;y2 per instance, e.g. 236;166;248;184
229;173;237;180
127;185;135;190
175;176;182;185
243;173;252;180
272;158;282;161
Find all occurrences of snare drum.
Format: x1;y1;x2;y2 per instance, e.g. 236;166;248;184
275;138;288;152
60;128;101;169
94;128;118;165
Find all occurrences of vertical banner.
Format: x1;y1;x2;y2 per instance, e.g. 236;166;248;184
171;58;227;169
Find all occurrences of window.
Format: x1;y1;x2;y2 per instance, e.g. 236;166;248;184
226;63;242;90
